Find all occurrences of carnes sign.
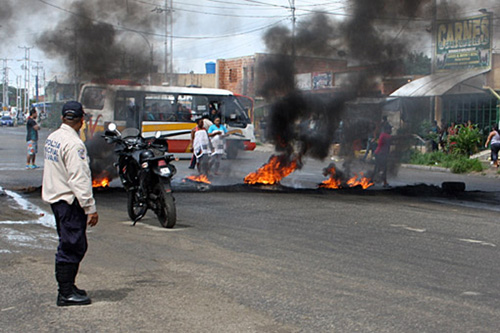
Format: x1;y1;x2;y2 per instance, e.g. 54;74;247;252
436;14;492;71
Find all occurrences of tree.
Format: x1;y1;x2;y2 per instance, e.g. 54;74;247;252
404;52;431;75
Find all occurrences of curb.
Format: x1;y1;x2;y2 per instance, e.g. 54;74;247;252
400;164;450;173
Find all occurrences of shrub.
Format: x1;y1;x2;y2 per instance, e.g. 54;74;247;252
448;124;481;156
449;157;484;173
410;150;484;173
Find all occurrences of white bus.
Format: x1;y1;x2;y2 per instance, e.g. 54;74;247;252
78;81;256;158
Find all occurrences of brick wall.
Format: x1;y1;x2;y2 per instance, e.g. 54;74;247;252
217;56;256;96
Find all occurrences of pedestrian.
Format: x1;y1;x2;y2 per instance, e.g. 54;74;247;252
208;116;228;175
373;123;392;187
26;108;41;169
188;118;203;169
192;118;212;176
362;121;377;162
42;101;99;306
447;122;457;153
429;120;441;151
485;125;500;168
208;103;220;122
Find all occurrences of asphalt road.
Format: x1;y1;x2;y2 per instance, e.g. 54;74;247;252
2;125;500;332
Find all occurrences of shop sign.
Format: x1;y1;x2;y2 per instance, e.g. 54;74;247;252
312;72;333;90
435;13;492;71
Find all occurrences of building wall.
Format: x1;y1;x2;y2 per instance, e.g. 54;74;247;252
217;56;256;96
490;54;500;91
173;73;216;88
217;53;349;98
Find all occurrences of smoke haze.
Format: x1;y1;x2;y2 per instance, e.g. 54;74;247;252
260;0;433;180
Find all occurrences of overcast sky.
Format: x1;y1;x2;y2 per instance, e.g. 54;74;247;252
1;0;499;89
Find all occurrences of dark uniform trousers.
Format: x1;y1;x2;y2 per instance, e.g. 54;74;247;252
51;199;88;264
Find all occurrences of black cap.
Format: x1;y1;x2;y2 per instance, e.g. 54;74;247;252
62;101;85;120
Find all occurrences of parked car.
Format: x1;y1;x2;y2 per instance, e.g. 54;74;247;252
0;115;14;127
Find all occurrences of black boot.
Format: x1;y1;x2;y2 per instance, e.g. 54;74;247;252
70;263;87;296
55;262;91;306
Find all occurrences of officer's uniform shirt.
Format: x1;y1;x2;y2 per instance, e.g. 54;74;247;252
42;123;96;214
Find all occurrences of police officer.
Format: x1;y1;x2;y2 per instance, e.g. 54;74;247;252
42;101;99;306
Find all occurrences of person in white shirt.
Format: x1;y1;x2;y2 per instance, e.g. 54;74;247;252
207;116;228;175
42;101;99;306
192;118;211;176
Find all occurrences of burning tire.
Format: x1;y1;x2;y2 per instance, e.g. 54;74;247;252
155;182;176;228
127;189;147;222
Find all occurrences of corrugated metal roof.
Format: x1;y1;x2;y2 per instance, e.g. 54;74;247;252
390;68;490;97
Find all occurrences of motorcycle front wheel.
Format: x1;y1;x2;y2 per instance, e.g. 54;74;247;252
127;189;147;222
155;182;177;228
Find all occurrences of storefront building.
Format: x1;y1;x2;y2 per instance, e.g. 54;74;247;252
392;12;500;131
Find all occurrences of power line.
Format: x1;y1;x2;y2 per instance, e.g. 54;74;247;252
36;0;288;39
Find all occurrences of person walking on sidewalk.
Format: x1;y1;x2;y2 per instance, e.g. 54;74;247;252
42;101;99;306
485;125;500;168
26;108;40;169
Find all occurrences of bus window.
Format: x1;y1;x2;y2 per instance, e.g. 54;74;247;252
114;91;142;128
145;93;176;121
81;87;106;110
223;96;250;127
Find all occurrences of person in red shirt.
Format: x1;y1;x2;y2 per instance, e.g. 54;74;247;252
373;124;392;187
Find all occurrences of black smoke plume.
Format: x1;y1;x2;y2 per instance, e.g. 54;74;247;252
260;1;431;178
36;0;162;81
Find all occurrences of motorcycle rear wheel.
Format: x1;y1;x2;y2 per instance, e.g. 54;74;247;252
127;189;147;222
155;182;177;228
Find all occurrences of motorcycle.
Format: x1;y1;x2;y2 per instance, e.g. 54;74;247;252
103;123;177;228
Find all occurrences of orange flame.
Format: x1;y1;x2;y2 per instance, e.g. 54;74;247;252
346;172;374;189
319;166;373;190
92;172;110;188
319;165;342;189
319;177;342;189
244;155;298;185
184;174;211;184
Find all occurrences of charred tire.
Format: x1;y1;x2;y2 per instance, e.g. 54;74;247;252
127;189;147;222
441;181;466;193
155;183;177;228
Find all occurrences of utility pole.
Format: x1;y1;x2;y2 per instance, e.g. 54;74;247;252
152;3;173;85
431;0;438;123
1;59;10;110
16;75;21;114
32;61;43;103
288;0;296;87
18;46;33;116
164;0;174;85
289;0;296;61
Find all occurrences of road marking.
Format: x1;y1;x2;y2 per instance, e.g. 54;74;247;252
458;238;496;247
1;307;16;312
119;221;180;231
461;291;482;296
390;224;426;233
1;187;53;229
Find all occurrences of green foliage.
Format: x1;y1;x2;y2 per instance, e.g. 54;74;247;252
403;52;431;75
418;120;439;142
448;124;481;156
409;150;484;174
449;157;484;174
